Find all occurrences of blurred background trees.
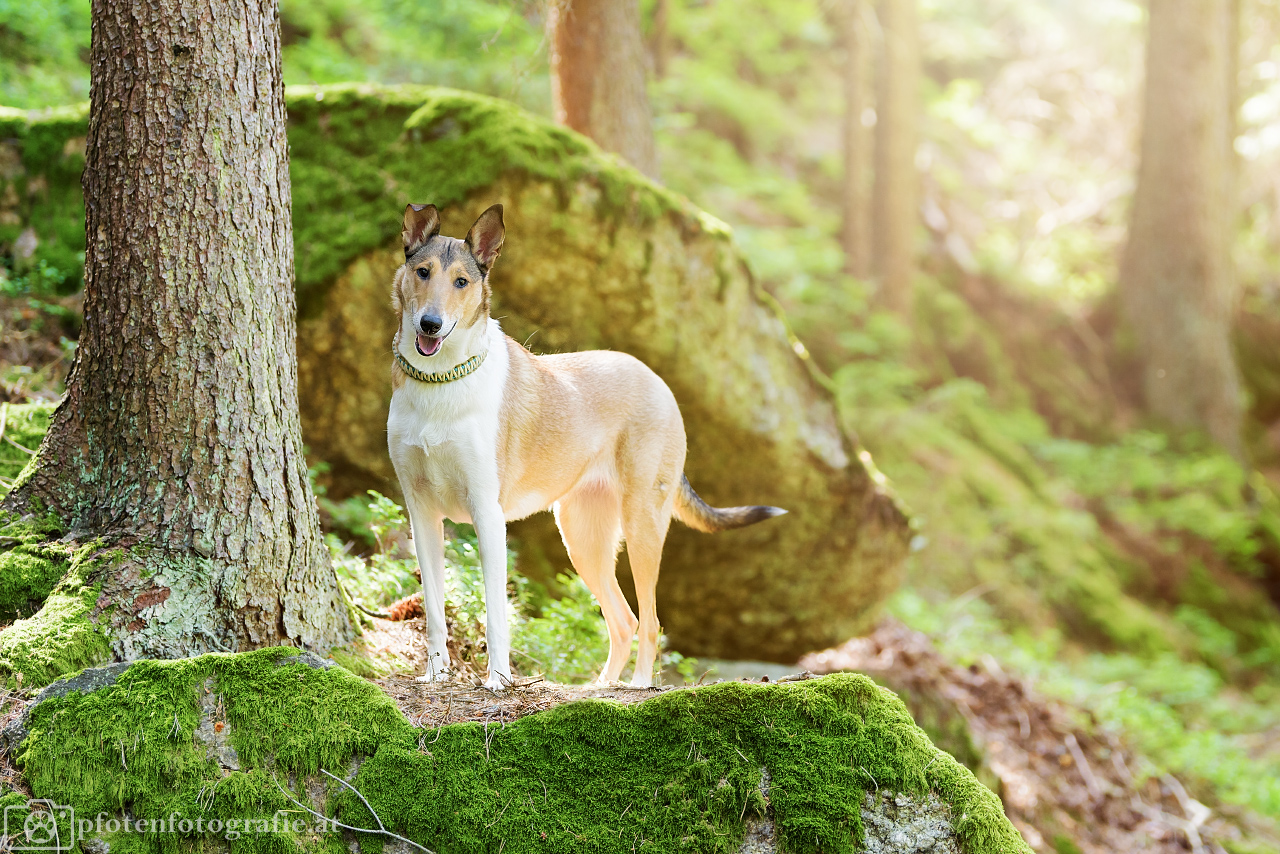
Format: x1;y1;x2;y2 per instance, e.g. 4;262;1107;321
1121;0;1245;459
547;0;659;176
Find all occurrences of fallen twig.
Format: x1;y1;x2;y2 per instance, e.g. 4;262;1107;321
1064;733;1102;801
4;435;35;455
271;770;434;854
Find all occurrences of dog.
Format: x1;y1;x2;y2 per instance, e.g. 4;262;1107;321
386;202;786;689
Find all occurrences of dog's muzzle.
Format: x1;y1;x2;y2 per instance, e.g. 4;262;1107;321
417;314;445;356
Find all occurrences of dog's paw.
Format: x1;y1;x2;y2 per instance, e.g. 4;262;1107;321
483;671;513;691
415;667;454;684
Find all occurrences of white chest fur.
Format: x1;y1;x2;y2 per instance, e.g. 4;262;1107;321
387;321;508;520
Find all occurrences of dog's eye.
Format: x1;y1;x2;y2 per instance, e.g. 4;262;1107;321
454;278;468;289
415;267;429;280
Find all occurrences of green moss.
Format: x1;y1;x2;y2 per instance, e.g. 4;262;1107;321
0;590;108;689
0;542;70;619
0;544;109;688
286;83;698;315
20;656;1029;854
0;509;66;624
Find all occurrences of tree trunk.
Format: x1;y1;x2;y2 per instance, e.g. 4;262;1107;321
652;0;671;80
841;0;873;279
1;0;352;666
1119;0;1244;458
871;0;919;312
548;0;659;179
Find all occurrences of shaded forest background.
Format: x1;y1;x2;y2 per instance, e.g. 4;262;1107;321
3;0;1280;851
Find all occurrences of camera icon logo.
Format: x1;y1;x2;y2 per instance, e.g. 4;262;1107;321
3;800;76;851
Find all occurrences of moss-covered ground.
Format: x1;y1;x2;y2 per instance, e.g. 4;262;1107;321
10;652;1029;854
0;403;114;689
0;540;110;690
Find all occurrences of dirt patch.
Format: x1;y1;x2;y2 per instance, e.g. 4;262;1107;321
376;673;672;729
361;612;678;727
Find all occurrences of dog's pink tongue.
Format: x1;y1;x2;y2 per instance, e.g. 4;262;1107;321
416;333;442;357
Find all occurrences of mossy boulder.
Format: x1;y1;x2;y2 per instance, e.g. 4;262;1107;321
288;85;910;661
0;85;910;661
6;650;1031;854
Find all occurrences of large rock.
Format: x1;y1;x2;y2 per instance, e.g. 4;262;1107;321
7;652;1031;854
287;85;910;661
0;85;911;661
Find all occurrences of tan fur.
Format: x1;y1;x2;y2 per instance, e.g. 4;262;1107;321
388;203;782;689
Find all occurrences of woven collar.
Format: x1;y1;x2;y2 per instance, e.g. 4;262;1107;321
394;334;487;384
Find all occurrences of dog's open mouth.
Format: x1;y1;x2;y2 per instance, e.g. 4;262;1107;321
416;333;443;357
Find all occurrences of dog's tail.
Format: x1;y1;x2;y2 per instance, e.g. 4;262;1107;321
674;474;787;533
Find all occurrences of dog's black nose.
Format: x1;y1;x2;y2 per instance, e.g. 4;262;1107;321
419;314;443;335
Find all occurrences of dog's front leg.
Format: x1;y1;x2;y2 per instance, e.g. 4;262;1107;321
471;498;513;690
407;505;451;682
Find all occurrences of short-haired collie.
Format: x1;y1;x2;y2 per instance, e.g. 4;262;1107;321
387;203;785;689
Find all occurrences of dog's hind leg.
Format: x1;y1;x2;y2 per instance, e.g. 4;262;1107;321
622;493;674;688
555;486;636;684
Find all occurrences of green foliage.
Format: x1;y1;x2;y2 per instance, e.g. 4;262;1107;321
1035;432;1279;576
279;0;549;114
0;102;89;296
1;0;548;112
510;572;610;682
0;258;68;297
20;656;1030;854
0;0;90;108
328;534;420;617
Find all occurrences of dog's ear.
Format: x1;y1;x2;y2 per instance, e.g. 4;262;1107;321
465;204;505;274
402;203;440;259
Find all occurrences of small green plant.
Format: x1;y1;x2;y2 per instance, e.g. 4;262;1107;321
0;260;68;298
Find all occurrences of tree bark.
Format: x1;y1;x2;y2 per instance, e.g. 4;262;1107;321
548;0;660;179
1120;0;1244;458
841;0;873;279
2;0;352;659
871;0;919;312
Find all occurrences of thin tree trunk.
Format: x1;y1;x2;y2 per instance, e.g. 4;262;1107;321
841;0;873;278
1120;0;1244;458
3;0;353;658
652;0;670;79
548;0;659;179
871;0;919;312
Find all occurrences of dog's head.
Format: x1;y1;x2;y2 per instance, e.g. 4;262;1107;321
393;203;505;358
